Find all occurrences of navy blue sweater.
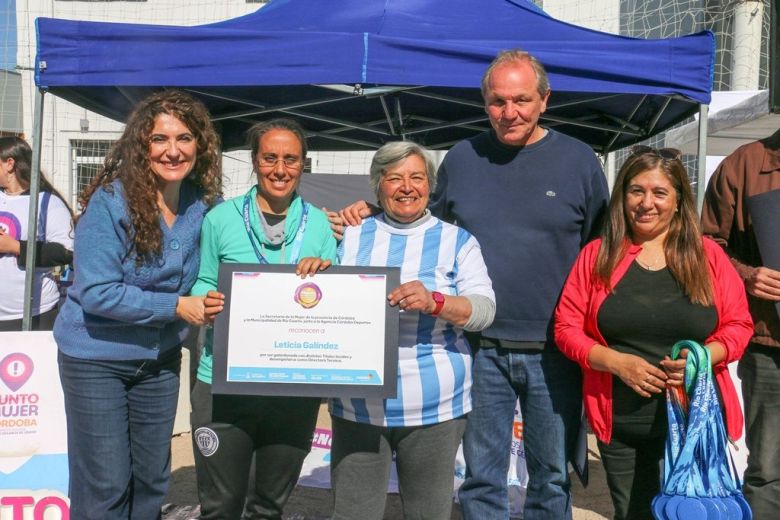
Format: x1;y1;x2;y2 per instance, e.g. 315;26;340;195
429;129;608;343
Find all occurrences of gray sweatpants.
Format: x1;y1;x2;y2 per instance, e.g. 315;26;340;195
330;414;466;520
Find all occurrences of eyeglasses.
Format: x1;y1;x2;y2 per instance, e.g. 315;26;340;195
630;145;682;161
258;154;303;169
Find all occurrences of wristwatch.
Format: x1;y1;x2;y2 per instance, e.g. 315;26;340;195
431;291;445;316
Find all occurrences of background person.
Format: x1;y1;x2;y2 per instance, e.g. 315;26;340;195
309;141;495;520
336;49;609;519
701;128;780;517
189;118;337;520
0;136;73;331
554;146;753;519
53;90;223;520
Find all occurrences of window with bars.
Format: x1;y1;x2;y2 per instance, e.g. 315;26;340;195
70;140;113;208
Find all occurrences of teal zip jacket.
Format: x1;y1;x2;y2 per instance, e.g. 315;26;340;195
192;186;338;383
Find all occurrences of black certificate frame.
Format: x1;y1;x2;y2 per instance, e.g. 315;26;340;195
211;263;400;398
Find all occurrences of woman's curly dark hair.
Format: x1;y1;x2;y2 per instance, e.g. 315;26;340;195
80;90;222;263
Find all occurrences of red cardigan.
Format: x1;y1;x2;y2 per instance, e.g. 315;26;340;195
554;237;754;444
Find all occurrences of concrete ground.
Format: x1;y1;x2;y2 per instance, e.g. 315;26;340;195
164;405;614;520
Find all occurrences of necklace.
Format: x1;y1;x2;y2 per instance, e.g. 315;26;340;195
636;255;666;271
3;189;26;196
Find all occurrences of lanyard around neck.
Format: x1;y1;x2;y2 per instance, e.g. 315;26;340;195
242;192;309;264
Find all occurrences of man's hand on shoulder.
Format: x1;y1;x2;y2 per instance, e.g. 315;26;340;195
325;201;381;241
745;266;780;302
339;200;379;226
323;207;345;242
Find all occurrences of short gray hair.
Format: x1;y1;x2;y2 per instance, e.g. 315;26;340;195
369;141;437;198
481;49;550;99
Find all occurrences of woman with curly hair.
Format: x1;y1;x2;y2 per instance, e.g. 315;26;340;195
53;89;224;519
0;136;73;330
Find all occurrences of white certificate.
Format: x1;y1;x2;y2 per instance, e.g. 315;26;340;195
212;264;400;398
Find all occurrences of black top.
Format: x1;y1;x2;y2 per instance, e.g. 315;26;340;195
262;212;286;226
598;261;717;426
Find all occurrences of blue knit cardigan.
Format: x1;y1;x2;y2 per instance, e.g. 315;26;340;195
54;180;210;361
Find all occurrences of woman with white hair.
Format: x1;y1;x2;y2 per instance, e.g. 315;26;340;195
302;140;495;519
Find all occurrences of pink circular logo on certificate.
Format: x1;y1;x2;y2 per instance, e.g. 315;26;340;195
294;282;322;309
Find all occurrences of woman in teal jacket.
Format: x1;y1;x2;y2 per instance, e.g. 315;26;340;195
190;118;337;520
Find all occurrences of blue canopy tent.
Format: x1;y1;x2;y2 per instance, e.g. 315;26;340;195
21;0;715;328
34;0;715;153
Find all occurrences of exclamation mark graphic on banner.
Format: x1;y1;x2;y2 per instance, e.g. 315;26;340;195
0;353;34;391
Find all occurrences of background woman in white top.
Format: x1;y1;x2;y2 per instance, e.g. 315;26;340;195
0;136;73;330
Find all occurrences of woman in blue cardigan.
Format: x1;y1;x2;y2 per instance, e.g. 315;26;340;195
53;90;223;520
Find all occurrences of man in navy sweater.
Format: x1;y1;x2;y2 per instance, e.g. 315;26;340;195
438;49;608;520
338;49;608;519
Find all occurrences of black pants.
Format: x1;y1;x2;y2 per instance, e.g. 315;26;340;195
739;343;780;519
597;420;665;520
190;380;320;520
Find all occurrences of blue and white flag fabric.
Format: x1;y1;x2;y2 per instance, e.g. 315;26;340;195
652;340;751;520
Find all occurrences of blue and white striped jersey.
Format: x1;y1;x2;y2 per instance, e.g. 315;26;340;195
330;214;494;427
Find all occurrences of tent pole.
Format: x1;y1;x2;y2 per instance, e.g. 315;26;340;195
22;88;46;331
695;103;709;215
604;152;616;192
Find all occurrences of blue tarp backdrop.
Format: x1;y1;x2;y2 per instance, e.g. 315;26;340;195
35;0;715;151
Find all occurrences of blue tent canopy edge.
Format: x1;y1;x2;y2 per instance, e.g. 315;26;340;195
34;0;715;153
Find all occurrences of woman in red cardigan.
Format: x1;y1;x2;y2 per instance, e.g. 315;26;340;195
554;146;753;520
